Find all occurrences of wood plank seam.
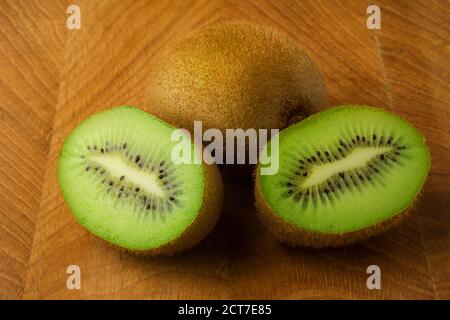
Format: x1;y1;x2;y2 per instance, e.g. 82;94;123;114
21;6;71;298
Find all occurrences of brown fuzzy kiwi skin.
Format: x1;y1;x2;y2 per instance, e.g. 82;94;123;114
145;22;326;135
254;170;417;248
92;163;223;256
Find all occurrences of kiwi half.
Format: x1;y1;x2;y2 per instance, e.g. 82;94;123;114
146;22;326;136
57;106;223;254
255;105;430;247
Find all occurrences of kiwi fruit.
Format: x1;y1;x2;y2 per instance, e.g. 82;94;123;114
255;105;430;248
146;22;326;137
57;106;223;255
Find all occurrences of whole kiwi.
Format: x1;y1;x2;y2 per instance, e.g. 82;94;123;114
145;22;326;136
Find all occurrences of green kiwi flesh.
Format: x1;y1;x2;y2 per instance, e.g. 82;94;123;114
58;106;222;253
256;105;430;246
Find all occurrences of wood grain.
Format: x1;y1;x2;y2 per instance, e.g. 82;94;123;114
375;0;450;299
23;0;227;299
0;0;68;299
0;0;447;299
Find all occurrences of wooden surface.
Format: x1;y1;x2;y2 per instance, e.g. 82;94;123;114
0;0;448;299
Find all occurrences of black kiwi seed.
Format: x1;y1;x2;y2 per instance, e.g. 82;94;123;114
312;156;317;162
109;181;113;186
373;134;377;140
387;138;392;145
339;172;345;178
317;151;321;156
287;190;293;195
325;151;329;156
169;196;175;201
307;158;312;163
160;161;165;166
287;182;293;186
362;136;366;142
303;172;308;177
85;166;90;171
380;154;385;160
158;174;164;179
356;135;360;141
120;175;125;181
159;169;164;173
135;187;140;192
123;143;127;149
87;146;91;150
100;170;105;174
299;159;305;164
146;204;151;210
101;148;104;153
135;155;140;163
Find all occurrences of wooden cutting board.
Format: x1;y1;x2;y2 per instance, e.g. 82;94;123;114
1;0;449;299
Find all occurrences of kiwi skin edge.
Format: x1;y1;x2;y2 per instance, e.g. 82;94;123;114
86;163;223;256
254;170;417;248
